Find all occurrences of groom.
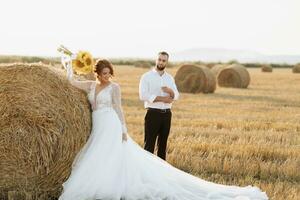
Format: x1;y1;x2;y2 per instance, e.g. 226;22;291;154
139;51;179;160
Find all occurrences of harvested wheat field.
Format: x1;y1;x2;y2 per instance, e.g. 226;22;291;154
1;64;299;200
114;66;300;200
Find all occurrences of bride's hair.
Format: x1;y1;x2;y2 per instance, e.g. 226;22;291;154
94;59;114;76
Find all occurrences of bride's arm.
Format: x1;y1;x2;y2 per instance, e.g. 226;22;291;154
66;62;93;93
112;83;128;138
69;79;94;93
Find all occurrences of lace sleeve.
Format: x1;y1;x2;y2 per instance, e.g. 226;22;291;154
112;83;128;134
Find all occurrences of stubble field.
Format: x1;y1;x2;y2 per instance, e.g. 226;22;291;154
113;65;300;200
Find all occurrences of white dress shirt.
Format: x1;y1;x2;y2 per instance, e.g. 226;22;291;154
139;68;179;109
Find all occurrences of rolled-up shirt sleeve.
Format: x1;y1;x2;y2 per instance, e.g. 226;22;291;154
139;75;157;103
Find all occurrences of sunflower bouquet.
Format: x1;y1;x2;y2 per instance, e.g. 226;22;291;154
57;45;94;75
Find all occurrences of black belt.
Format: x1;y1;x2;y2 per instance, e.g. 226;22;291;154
147;108;171;113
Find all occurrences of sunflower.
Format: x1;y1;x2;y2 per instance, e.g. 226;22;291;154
72;51;94;75
58;45;95;75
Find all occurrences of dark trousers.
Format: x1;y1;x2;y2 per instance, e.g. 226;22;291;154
144;109;172;160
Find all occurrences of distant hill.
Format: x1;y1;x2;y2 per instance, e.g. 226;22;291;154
171;48;300;64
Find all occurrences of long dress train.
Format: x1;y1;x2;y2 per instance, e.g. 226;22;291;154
58;81;268;200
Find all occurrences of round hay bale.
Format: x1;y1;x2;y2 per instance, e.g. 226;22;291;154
175;65;216;93
205;63;216;69
292;64;300;73
261;64;273;72
0;63;92;198
217;64;250;88
211;64;227;76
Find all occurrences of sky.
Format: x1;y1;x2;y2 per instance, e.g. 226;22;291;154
0;0;299;59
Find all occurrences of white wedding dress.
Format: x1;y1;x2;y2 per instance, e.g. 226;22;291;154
58;79;268;200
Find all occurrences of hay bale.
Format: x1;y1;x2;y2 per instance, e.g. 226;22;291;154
205;63;216;69
211;64;227;76
0;63;92;199
261;64;273;72
217;64;250;88
175;65;216;93
7;191;32;200
292;64;300;73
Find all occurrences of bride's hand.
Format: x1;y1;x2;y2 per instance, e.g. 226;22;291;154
122;133;127;142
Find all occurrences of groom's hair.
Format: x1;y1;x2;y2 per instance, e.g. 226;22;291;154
158;51;169;59
94;59;114;76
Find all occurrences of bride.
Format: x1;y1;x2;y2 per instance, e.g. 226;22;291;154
58;59;268;200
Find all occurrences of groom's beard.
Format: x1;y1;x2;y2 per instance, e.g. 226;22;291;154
156;64;166;71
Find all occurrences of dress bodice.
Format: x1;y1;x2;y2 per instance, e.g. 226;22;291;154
87;81;128;133
88;82;113;110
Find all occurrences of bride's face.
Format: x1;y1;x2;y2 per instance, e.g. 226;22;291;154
96;67;111;83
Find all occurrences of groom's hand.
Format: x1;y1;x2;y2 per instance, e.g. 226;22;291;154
162;96;173;103
153;96;173;103
161;86;173;94
161;87;174;99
